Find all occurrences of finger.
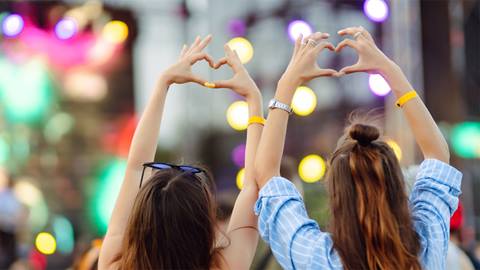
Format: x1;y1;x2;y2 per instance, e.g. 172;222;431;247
357;26;374;42
185;36;201;54
179;44;188;57
292;34;303;56
213;57;229;69
223;45;242;72
337;26;364;36
313;41;335;54
190;74;208;86
192;34;213;53
335;39;358;52
338;63;364;74
190;52;215;68
315;68;338;77
303;32;330;53
210;79;234;89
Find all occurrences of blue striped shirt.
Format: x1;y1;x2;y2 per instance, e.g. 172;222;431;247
254;159;462;270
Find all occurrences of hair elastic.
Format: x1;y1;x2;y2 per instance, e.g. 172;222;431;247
395;90;418;108
248;116;265;126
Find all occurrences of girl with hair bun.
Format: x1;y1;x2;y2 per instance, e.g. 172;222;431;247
254;27;462;270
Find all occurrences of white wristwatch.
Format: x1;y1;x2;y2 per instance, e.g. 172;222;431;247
268;99;293;115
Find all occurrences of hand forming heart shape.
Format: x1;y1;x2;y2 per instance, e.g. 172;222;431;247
171;26;391;93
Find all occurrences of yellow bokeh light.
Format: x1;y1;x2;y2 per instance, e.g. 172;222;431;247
236;168;245;190
102;20;128;44
227;37;254;64
226;101;249;131
298;154;326;183
35;232;56;255
386;139;402;161
292;86;317;116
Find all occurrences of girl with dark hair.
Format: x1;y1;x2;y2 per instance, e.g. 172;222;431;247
254;27;462;270
99;35;264;269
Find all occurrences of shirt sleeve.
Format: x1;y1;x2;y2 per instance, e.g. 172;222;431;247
409;159;463;270
255;177;341;270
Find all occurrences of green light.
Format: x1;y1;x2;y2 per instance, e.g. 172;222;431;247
451;122;480;159
0;58;54;123
0;137;9;164
53;216;75;254
44;113;75;144
90;158;127;234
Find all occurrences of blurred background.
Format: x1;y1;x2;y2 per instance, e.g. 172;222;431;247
0;0;478;269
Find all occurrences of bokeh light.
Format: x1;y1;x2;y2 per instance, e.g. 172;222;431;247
0;137;9;165
13;180;42;207
451;122;480;159
298;154;326;183
227;37;254;64
287;20;312;42
2;14;24;37
44;113;75;144
386;139;402;161
363;0;389;22
228;19;246;37
292;86;317;116
231;144;246;167
53;216;75;254
90;158;127;234
63;70;108;101
55;18;78;40
236;168;245;190
102;20;129;44
35;232;56;255
0;58;53;123
368;74;391;96
226;101;249;131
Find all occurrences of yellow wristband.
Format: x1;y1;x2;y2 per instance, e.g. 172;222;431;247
395;90;418;108
248;116;265;126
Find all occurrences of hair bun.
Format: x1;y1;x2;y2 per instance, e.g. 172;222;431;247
349;124;380;146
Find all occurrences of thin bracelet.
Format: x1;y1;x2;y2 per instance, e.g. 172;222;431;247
248;116;265;126
395;90;418;108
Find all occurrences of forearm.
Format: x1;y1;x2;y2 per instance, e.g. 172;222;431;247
255;78;298;188
108;77;169;231
382;62;450;163
243;90;263;188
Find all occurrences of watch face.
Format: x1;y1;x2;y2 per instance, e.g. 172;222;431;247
268;99;276;108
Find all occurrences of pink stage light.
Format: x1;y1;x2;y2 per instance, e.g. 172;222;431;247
287;20;312;42
55;18;77;40
231;144;246;168
2;14;24;37
368;74;391;96
363;0;389;23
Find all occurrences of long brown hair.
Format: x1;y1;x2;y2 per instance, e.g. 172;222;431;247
116;168;222;269
326;116;421;270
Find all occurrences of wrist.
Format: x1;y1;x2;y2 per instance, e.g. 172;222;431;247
279;72;302;89
156;75;172;93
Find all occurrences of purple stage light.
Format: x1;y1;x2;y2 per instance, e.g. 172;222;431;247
287;20;312;42
363;0;389;22
55;18;77;40
2;14;24;37
228;19;246;37
231;144;246;168
368;74;391;96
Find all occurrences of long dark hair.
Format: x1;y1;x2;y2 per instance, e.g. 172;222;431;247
116;168;222;269
326;116;421;270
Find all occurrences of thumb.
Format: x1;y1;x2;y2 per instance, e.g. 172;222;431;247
339;63;363;74
315;68;338;77
209;79;234;89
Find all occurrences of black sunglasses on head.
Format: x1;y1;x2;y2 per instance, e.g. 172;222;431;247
139;162;205;188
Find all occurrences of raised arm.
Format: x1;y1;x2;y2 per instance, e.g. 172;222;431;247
210;45;263;270
255;33;336;188
99;35;214;270
336;26;450;163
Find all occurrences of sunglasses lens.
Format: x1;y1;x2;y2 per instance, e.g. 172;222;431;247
150;163;172;170
179;166;201;174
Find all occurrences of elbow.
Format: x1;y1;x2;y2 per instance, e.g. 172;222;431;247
255;161;279;189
